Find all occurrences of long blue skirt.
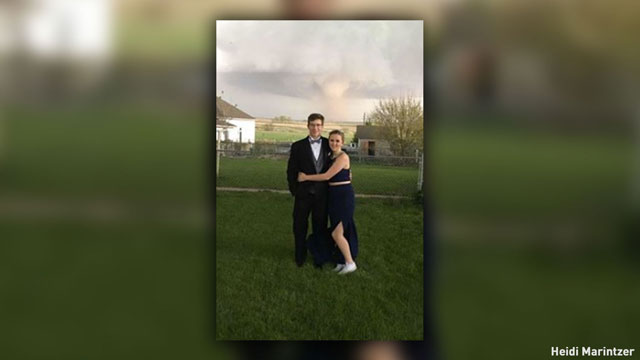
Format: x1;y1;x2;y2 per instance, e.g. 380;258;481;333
328;183;358;263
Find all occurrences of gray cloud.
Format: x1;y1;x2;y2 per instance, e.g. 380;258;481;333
216;20;423;121
219;72;322;98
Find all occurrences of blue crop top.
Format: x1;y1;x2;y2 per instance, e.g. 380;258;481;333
329;154;351;182
328;153;350;182
329;168;350;182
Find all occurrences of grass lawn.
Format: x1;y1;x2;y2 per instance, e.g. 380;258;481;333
254;120;356;143
432;125;633;219
437;243;640;360
216;191;423;340
255;130;357;143
255;130;307;143
2;103;638;353
432;124;640;358
0;219;220;360
1;106;207;205
216;157;419;196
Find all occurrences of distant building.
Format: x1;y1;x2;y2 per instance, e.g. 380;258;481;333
216;96;255;143
215;118;235;143
354;125;392;156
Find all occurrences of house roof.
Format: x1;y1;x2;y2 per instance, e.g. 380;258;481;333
216;119;236;128
355;125;382;139
216;97;255;119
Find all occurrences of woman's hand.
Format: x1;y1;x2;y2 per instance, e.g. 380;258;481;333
297;172;307;182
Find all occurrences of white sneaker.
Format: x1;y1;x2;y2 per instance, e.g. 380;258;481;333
333;264;345;272
338;262;357;275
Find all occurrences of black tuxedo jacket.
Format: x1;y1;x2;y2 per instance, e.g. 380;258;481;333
286;136;331;197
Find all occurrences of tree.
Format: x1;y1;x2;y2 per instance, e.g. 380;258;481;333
273;115;292;123
368;96;423;156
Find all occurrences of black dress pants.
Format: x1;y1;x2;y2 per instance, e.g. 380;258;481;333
293;186;328;266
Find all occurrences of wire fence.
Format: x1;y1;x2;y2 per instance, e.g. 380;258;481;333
216;141;422;167
217;149;421;167
216;141;424;195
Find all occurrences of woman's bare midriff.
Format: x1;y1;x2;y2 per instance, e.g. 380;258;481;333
329;181;351;186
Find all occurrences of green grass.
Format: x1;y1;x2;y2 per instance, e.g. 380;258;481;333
256;129;356;143
437;243;640;360
432;125;633;219
0;219;220;360
216;157;419;195
1;106;207;205
0;105;219;357
216;191;423;340
255;130;308;143
431;124;640;358
2;103;638;353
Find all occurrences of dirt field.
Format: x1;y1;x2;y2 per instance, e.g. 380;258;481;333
255;118;358;143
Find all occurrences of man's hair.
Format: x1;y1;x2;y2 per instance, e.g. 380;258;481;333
328;129;344;142
307;113;325;125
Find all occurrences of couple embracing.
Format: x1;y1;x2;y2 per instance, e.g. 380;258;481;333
286;113;358;274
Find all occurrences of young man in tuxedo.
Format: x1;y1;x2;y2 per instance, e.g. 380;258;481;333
286;113;332;267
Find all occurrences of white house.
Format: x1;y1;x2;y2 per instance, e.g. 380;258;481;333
215;96;255;143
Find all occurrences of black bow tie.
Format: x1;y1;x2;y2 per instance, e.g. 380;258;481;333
309;138;321;144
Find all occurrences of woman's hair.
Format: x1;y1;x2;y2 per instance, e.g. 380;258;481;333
328;129;344;142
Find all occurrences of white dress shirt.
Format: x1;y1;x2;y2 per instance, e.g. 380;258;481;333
309;136;321;161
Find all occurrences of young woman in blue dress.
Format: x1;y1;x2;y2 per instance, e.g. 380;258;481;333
298;130;358;275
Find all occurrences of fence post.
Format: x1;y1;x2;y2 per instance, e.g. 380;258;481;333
417;151;424;191
216;135;221;177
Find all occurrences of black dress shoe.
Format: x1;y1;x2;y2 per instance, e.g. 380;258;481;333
296;260;305;267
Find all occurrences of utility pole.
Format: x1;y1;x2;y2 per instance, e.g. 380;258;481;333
217;132;221;177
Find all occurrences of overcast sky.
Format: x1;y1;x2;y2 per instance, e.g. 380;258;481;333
216;20;423;122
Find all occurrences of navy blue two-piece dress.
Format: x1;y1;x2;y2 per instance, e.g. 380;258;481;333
328;164;359;264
